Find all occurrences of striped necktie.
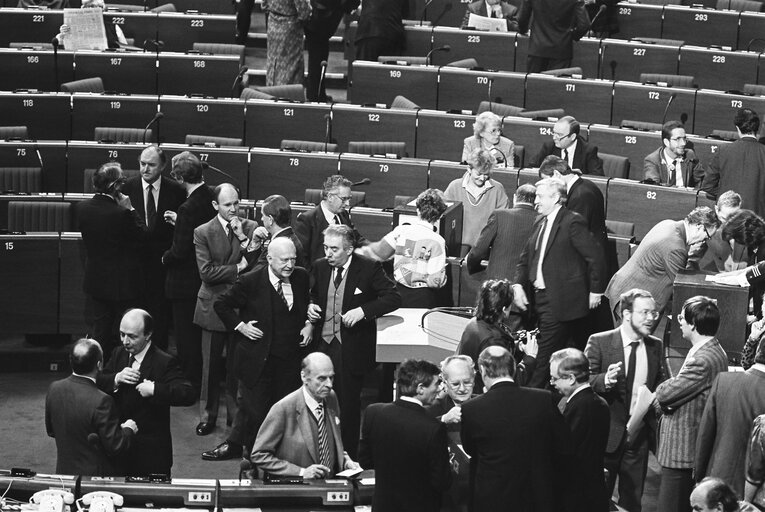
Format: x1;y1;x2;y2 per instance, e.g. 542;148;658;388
316;403;332;470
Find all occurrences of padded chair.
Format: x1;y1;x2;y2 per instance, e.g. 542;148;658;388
8;201;71;232
0;126;29;139
150;2;177;11
94;127;150;143
193;42;246;66
253;85;305;102
518;109;565;120
391;95;420;110
540;67;583;77
640;73;696;88
377;56;427;65
477;101;525;117
0;167;41;193
620;120;662;131
630;37;684;46
280;140;339;152
348;141;407;157
60;77;105;93
9;42;54;50
600;152;631;179
394;195;413;207
83;168;140;193
514;145;525;168
241;87;274;100
108;3;146;9
606;220;636;269
304;189;366;207
744;84;765;96
711;130;738;141
445;58;478;69
185;135;244;147
719;0;762;10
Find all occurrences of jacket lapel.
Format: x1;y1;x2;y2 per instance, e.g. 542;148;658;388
297;399;319;463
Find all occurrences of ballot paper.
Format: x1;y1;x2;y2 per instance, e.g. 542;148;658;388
63;7;108;50
467;13;508;32
625;386;655;445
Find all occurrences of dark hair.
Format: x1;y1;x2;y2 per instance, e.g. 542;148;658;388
70;338;103;375
396;359;440;397
322;224;355;250
734;108;760;135
172;151;204;183
477;346;515;379
619;288;655;315
661;120;684;142
141;145;166;166
123;308;154;336
682;296;720;336
262;194;291;227
213;183;240;203
321;175;352;200
514;184;536;204
697;477;740;512
721;209;765;250
92;162;124;194
474;279;514;325
559;116;580;136
686;206;721;231
550;348;590;383
538;155;573;177
416;188;447;224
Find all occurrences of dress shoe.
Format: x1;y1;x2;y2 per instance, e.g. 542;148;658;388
196;422;215;436
202;441;242;461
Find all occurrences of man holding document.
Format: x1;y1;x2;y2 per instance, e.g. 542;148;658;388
461;0;519;31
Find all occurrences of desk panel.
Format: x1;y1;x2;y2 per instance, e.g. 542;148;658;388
59;232;90;335
0;92;71;140
599;39;679;82
611;82;696;132
330;104;417;154
661;6;739;48
219;478;353;510
614;3;663;40
436;68;525;112
103;10;158;49
249;148;340;202
161;144;250;191
571;37;601;79
158;96;246;143
524;75;613;125
170;0;236;13
0;8;64;46
157;53;241;97
338;154;429;208
156;12;235;52
66;142;148;193
0;141;68;193
402;24;434;56
73;51;157;94
0;234;59;333
414;110;474;161
586;125;661;179
693;90;765;137
501;117;556;164
71;93;159;141
430;27;515;71
245;99;331;148
349;61;439;108
423;0;466;27
0;48;75;92
686;134;731;170
678;47;758;93
514;33;529;72
739;12;765;52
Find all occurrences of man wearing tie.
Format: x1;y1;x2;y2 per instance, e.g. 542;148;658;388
122;146;186;350
203;238;314;461
309;224;401;457
532;116;604;176
585;289;665;512
460;0;519;30
643;120;705;188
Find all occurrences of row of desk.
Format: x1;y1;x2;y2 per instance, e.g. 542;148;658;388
0;0;235;12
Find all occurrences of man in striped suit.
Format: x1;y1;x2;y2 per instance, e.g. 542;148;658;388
655;296;728;512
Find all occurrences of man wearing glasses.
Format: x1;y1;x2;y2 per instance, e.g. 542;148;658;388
532;116;604;176
585;289;665;512
425;355;477;439
643;120;705;187
604;207;721;325
295;174;366;272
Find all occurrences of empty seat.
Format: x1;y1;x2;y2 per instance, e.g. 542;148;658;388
720;0;763;11
150;2;177;11
94;127;150;143
241;87;274;100
83;168;140;193
348;141;407;157
514;144;525;168
711;130;738;141
640;73;696;88
600;152;631;179
60;77;105;93
0;167;41;193
280;140;339;152
621;120;662;131
540;67;583;77
606;220;636;269
394;195;413;207
378;56;427;65
185;135;244;147
192;42;246;66
631;37;685;46
9;42;54;50
445;58;478;69
253;84;305;102
518;108;565;120
0;126;29;139
304;188;366;207
8;201;71;232
744;84;765;96
477;101;525;117
391;95;420;110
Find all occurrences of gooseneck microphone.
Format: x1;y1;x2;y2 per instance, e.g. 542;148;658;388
323;113;331;153
317;60;328;102
661;93;677;125
487;77;494;112
419;0;435;26
231;65;248;97
352;178;371;186
202;162;241;192
51;37;60;91
425;45;451;66
587;4;607;33
490;146;508;168
143;112;163;144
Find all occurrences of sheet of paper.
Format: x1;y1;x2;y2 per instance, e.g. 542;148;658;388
626;386;655;435
336;468;364;478
63;7;108;50
467;13;508;32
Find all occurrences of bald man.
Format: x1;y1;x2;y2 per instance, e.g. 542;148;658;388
204;238;314;461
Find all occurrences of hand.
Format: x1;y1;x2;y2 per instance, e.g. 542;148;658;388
236;255;248;273
511;284;528;311
343;458;361;471
230;216;244;238
253;226;269;241
715;268;747;278
115;367;141;386
303;464;331;479
59;24;71;35
121;419;138;433
237;320;263;341
589;293;602;309
307;303;322;322
605;362;623;387
520;332;539;358
164;210;177;226
135;380;155;397
116;192;133;210
299;323;313;347
342;307;365;327
751;319;765;340
441;405;462;424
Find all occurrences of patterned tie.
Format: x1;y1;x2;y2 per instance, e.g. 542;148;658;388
625;341;640;412
334;267;343;289
563;148;569;163
316;403;332;470
276;280;289;308
227;222;234;243
145;184;156;228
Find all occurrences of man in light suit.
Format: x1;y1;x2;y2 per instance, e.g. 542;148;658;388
251;353;360;477
309;224;401;457
193;184;260;437
532;116;604;175
585;289;665;512
695;337;765;497
512;177;606;387
605;207;720;324
655;296;728;512
461;0;519;30
643;120;705;188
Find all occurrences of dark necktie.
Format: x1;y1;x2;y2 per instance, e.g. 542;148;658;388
316;403;332;470
625;341;639;412
529;217;547;283
333;214;341;225
563;148;569;163
668;159;676;186
334;267;343;289
491;8;497;17
276;280;288;308
146;184;156;228
128;355;136;369
227;222;234;243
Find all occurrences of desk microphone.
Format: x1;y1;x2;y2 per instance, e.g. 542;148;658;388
51;37;60;91
317;60;328;102
609;59;616;81
425;45;451;66
746;38;765;52
660;93;676;125
231;65;248;97
239;458;252;482
202;162;241;192
143;112;163;144
586;4;607;34
352;178;371;186
487;77;494;112
323;113;331;153
490;146;508;167
87;433;100;447
419;0;435;26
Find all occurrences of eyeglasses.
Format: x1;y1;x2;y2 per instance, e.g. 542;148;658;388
330;193;352;203
702;226;712;241
633;309;660;319
552;131;572;140
446;379;474;390
549;374;571;384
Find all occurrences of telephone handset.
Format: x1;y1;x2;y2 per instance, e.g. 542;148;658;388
80;492;123;512
30;489;75;512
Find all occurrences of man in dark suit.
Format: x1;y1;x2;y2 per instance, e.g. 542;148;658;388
309;224;401;457
462;346;570;512
295;175;365;271
203;238;313;461
532;116;604;176
703;108;765;218
643;120;705;188
97;309;196;477
46;338;137;476
354;0;409;61
425;354;477;440
697;191;743;272
76;162;148;356
517;0;589;72
585;288;665;512
359;358;452;512
192;183;260;437
122;145;186;350
251;353;360;477
161;151;216;391
512;177;606;387
550;348;610;512
460;0;518;30
251;194;305;273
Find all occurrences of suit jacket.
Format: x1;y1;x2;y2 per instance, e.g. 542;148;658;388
655;338;728;469
461;381;570;512
359;399;452;512
97;344;195;476
702;137;765;218
461;0;519;30
76;194;148;301
605;219;688;314
251;388;346;476
697;231;748;273
643;147;704;188
45;375;134;476
294;205;365;271
355;0;408;42
695;367;765;496
162;184;216;299
533;137;604;176
193;216;258;331
585;327;664;453
567;176;611;276
252;227;306;273
518;0;589;59
310;255;400;374
214;266;311;388
513;207;606;322
467;204;537;278
563;386;610;512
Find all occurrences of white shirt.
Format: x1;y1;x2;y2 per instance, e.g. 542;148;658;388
662;148;684;187
72;372;96;384
399;395;424;407
484;0;502;17
302;386;323;422
269;265;293;309
142;178;161;225
533;204;561;290
619;325;648;415
321;202;341;225
129;342;151;368
566;383;591;403
186;182;204;198
332;255;353;285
